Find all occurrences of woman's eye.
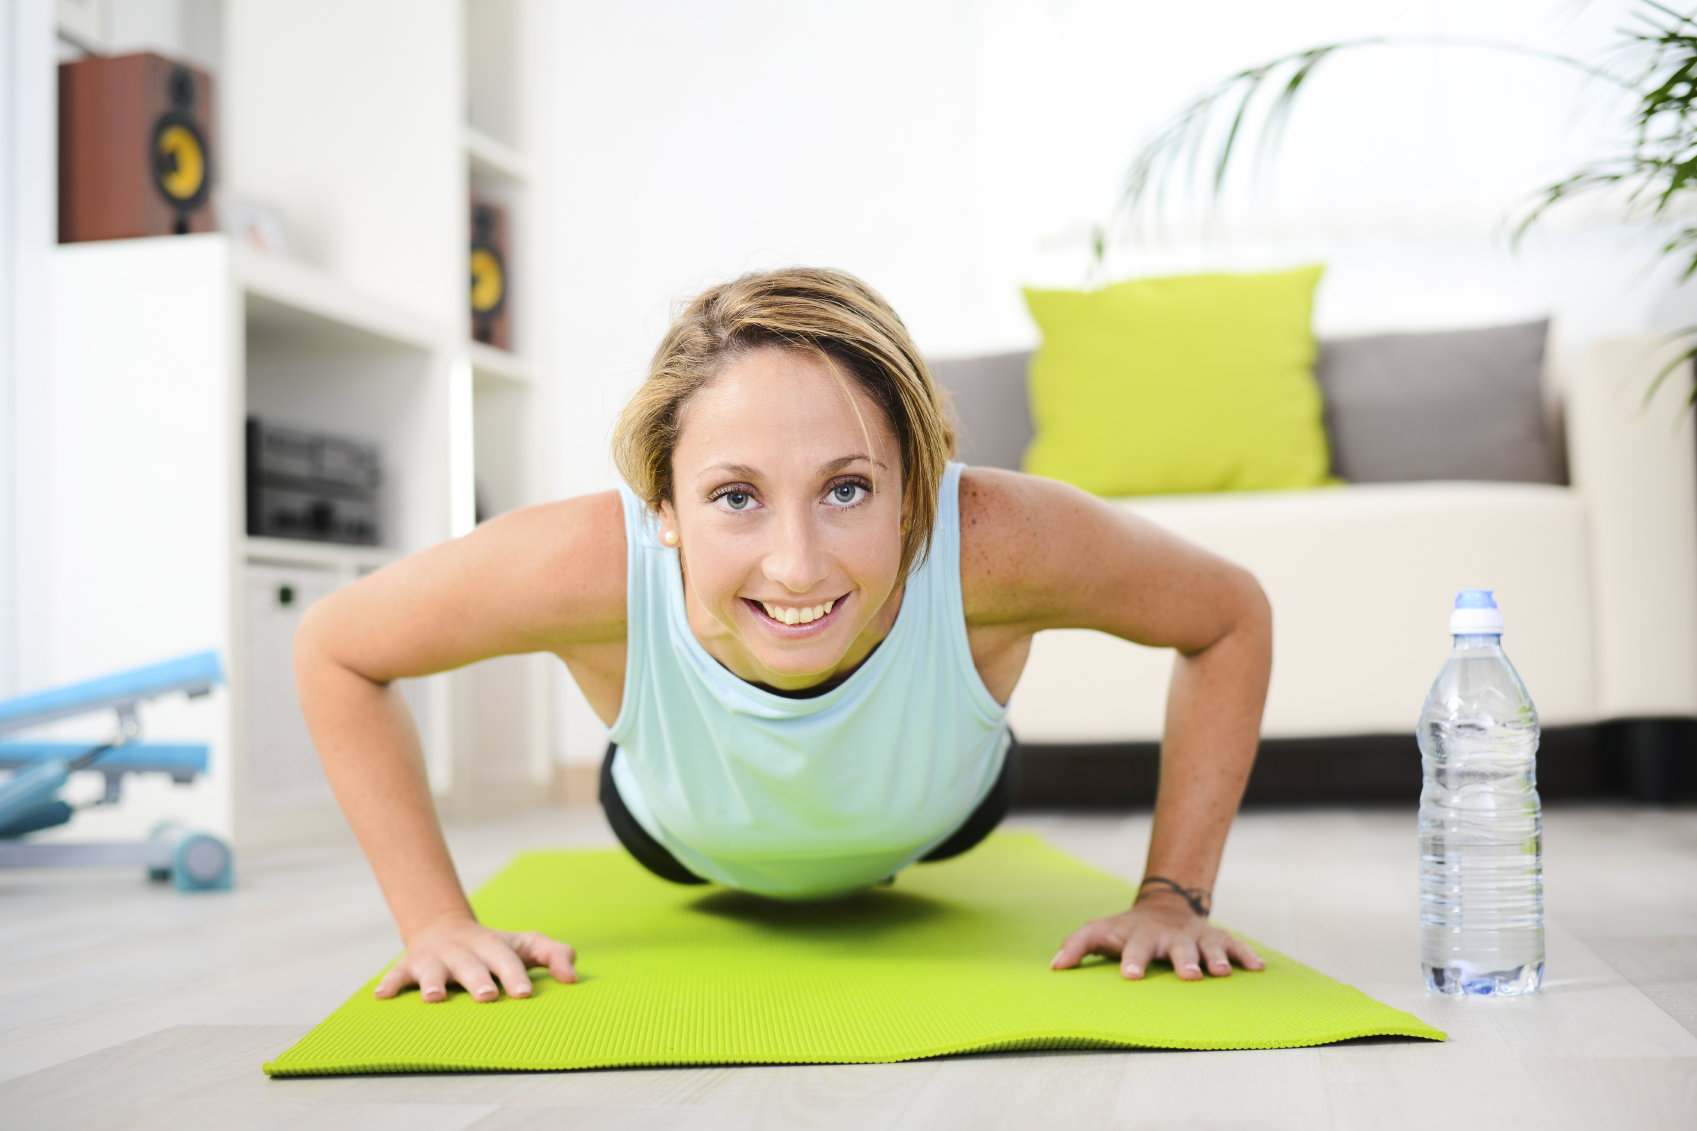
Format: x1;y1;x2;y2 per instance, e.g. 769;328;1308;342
830;484;863;505
724;491;751;510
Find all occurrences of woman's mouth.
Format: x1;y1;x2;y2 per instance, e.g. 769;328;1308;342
744;594;846;631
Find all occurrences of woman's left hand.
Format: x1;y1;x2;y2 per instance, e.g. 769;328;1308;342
1049;890;1266;980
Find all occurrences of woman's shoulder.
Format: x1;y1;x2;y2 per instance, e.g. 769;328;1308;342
957;467;1052;622
956;466;1076;571
956;467;1127;628
456;489;629;644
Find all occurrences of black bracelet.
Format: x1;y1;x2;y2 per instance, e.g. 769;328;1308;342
1138;875;1211;917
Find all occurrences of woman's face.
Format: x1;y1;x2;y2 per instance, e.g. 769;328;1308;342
658;346;905;692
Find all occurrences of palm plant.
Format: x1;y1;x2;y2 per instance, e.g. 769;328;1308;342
1108;1;1697;391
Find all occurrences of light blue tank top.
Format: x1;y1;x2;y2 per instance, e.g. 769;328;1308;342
608;461;1011;899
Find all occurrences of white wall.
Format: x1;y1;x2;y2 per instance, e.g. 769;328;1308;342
541;0;1663;495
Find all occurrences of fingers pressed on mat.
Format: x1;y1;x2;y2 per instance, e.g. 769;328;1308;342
1051;922;1112;970
1200;936;1233;977
412;957;449;1003
1049;928;1088;970
478;937;533;999
514;931;578;984
1120;933;1157;980
1227;935;1266;970
445;951;499;1002
1168;935;1203;980
373;962;411;1000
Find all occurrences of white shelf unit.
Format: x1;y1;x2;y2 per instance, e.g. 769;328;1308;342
46;235;448;847
36;0;558;848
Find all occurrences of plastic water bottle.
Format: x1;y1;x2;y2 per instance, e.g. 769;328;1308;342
1416;590;1544;995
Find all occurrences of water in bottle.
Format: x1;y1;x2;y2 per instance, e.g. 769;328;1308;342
1417;589;1544;995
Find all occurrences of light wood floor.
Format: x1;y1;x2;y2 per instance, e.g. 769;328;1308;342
2;803;1694;1130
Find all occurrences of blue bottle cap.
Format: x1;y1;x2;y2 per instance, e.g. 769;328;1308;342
1450;589;1505;635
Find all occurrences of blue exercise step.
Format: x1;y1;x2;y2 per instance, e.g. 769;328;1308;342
0;652;230;890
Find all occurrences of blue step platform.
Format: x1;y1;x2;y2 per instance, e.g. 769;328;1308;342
0;651;221;734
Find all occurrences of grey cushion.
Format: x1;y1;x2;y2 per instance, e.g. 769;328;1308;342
1315;320;1561;484
928;351;1035;472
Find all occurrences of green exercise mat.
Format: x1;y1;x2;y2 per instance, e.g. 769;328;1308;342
264;832;1443;1075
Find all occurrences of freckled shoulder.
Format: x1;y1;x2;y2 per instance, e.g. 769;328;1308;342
956;467;1055;625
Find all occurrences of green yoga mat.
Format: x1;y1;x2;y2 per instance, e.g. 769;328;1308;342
265;833;1443;1075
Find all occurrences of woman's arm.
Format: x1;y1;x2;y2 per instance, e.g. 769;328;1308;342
293;491;627;1001
959;468;1271;979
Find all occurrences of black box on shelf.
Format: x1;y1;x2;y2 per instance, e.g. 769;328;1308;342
246;418;382;545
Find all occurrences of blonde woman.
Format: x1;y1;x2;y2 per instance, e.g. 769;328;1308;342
295;267;1271;1004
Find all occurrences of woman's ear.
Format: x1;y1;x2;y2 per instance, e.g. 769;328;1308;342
657;499;680;548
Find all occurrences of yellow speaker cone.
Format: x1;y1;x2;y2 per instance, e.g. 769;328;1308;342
470;247;506;314
155;123;206;202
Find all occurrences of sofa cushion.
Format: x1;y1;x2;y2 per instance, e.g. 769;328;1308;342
1021;267;1332;496
1005;481;1594;742
1316;320;1561;484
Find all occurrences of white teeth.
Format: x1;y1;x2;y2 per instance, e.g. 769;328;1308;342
758;599;836;625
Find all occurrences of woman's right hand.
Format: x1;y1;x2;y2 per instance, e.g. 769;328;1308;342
374;917;578;1003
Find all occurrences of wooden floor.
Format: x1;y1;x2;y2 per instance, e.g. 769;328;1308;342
2;803;1694;1130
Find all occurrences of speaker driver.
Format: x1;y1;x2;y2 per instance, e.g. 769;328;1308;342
470;245;506;317
152;112;210;211
469;199;511;349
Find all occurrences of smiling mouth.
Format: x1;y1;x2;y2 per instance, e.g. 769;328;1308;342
744;595;845;628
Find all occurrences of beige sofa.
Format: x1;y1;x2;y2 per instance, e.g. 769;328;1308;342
932;336;1697;801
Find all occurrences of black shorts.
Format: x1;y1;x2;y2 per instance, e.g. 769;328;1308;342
598;736;1024;887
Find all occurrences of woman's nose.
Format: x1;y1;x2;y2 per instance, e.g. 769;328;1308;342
764;508;828;594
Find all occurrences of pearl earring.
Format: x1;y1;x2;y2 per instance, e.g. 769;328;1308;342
661;529;680;547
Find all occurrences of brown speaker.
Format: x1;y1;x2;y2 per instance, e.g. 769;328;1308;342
58;52;216;244
469;199;510;350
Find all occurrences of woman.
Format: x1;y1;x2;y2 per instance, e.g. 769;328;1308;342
295;267;1271;1005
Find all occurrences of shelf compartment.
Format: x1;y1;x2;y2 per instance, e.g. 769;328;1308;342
244;269;445;560
465;126;529;184
467;339;532;384
237;247;443;357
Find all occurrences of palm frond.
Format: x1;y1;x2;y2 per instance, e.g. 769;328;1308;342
1111;35;1625;254
1646;329;1697;409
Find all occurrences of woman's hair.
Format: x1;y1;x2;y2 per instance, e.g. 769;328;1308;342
612;267;956;577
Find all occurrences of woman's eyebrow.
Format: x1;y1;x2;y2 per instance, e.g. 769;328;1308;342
700;462;762;481
699;455;887;482
818;454;886;474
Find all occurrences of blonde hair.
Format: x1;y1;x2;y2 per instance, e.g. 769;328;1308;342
613;267;956;577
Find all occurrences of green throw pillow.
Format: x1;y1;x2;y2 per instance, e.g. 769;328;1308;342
1022;266;1332;496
